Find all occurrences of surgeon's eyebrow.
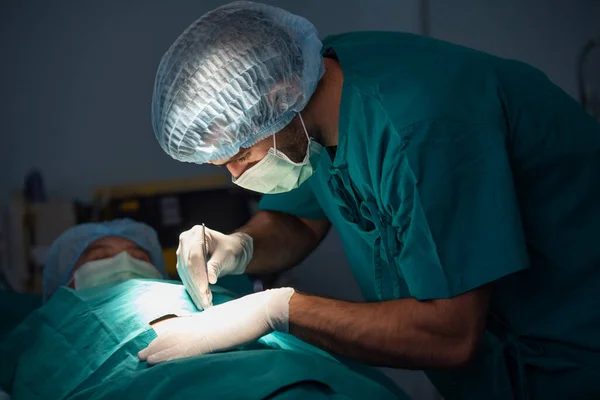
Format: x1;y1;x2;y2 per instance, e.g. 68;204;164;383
214;149;250;166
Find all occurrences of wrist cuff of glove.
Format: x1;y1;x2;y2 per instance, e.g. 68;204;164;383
229;232;254;275
265;287;295;333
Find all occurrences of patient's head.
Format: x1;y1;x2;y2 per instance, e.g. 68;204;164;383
43;219;167;301
70;236;153;279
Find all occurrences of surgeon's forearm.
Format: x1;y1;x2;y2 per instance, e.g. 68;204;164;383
237;211;330;275
288;287;490;369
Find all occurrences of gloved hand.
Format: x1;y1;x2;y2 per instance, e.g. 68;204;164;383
176;226;253;310
138;287;295;365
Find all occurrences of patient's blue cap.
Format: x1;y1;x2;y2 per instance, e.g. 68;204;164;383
43;219;167;301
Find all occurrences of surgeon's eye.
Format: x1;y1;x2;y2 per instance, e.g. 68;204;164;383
235;152;251;164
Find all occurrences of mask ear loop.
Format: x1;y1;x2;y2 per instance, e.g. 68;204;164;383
298;112;311;161
298;112;310;142
272;131;278;155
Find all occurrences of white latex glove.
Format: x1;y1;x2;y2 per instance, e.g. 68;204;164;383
176;226;253;310
138;287;295;365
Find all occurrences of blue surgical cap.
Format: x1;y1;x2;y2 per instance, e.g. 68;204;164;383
43;219;167;301
152;1;324;164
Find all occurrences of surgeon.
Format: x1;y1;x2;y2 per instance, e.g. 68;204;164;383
144;1;600;399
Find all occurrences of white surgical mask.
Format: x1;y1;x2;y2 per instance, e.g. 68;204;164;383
233;113;323;194
70;251;162;290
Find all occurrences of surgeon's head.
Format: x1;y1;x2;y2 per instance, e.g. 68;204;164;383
43;219;167;301
152;1;326;194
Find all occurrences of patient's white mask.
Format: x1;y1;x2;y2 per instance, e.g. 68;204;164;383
70;251;162;290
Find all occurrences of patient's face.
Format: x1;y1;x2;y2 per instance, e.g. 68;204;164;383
68;237;152;288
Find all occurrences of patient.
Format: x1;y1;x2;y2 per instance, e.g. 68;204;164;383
43;218;168;301
1;219;406;400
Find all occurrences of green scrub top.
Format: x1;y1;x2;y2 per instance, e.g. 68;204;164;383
259;31;600;399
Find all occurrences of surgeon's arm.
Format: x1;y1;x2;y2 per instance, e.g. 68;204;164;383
238;211;331;275
289;285;491;369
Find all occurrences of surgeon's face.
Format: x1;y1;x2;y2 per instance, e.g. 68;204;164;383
68;237;151;288
211;116;309;178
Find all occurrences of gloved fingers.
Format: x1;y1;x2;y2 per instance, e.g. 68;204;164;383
176;252;191;285
177;234;208;309
192;285;212;310
204;288;213;308
138;349;149;361
138;333;181;362
178;225;206;265
207;261;218;285
146;350;175;365
146;345;184;365
146;339;210;365
177;257;205;309
177;226;217;309
189;246;211;307
189;246;209;286
206;249;235;284
187;280;205;310
177;231;196;282
177;230;190;263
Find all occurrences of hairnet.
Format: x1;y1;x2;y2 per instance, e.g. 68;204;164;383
43;219;167;301
152;1;324;164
